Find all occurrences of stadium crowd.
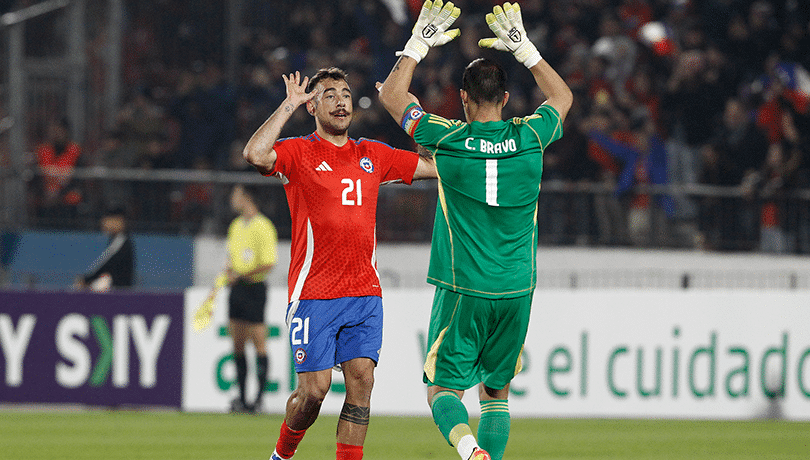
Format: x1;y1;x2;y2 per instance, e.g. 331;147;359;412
21;0;810;252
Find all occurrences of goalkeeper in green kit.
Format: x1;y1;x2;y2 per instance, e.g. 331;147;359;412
379;2;572;459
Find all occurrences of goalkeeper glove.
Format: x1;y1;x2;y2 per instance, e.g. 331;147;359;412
478;2;542;69
399;0;461;63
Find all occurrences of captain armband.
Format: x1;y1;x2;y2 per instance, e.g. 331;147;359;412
400;103;426;137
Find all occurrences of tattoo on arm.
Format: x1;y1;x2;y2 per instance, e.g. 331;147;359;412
339;403;370;426
417;144;433;159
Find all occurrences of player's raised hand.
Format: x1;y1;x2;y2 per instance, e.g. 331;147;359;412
478;2;542;69
398;0;461;63
282;71;317;107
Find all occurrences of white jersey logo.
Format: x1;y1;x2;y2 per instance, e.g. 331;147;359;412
315;161;333;171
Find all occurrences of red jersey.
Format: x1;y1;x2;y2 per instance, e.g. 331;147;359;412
36;141;81;196
271;132;419;302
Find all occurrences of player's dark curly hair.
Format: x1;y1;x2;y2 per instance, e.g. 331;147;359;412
306;67;349;92
461;58;507;104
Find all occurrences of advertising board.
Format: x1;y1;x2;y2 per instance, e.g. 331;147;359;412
181;288;810;420
0;291;184;407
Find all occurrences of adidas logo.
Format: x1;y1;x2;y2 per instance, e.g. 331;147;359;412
315;161;333;172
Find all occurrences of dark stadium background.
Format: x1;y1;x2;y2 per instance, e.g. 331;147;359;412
1;0;809;252
2;3;810;459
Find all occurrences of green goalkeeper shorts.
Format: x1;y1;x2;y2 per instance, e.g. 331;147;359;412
423;287;532;391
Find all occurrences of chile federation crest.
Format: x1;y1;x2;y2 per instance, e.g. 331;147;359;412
360;157;374;173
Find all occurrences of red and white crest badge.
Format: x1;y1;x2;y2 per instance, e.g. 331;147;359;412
360;157;374;173
294;348;307;364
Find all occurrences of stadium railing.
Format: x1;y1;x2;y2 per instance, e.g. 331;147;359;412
5;166;810;252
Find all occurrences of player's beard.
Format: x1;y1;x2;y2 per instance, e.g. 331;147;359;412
319;111;352;136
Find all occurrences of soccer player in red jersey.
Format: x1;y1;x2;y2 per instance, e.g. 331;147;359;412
243;67;435;460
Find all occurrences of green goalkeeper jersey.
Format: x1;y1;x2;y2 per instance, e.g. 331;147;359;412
404;103;563;298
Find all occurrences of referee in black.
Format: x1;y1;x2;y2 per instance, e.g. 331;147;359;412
225;185;278;412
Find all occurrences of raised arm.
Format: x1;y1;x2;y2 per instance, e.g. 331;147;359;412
527;59;573;122
479;2;573;121
379;0;460;123
379;0;460;181
376;79;438;180
243;71;317;174
379;56;420;124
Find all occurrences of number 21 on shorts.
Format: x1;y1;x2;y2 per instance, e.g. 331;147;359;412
290;317;310;345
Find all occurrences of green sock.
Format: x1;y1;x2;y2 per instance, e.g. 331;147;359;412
478;400;510;460
431;391;472;448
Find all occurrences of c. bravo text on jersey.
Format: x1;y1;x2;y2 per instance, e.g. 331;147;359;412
464;137;517;154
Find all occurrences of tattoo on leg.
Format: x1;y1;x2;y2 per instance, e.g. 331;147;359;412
339;403;370;426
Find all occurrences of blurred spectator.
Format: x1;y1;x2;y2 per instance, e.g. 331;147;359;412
540;101;598;245
587;109;672;246
117;87;177;168
709;97;770;250
591;12;638;98
169;62;237;169
94;130;138;212
581;107;630;246
175;157;215;234
696;142;739;251
8;0;810;252
33;118;85;227
756;142;792;253
618;0;653;39
745;2;781;74
419;63;463;120
754;56;810;144
758;109;806;253
620;68;661;132
236;45;289;142
661;50;727;225
118;88;179;227
782;108;810;253
717;98;770;190
95;130;138;169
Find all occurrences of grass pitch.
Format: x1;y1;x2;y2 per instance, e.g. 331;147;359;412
1;410;808;459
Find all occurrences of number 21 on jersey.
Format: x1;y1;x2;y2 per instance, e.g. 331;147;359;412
342;178;362;206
